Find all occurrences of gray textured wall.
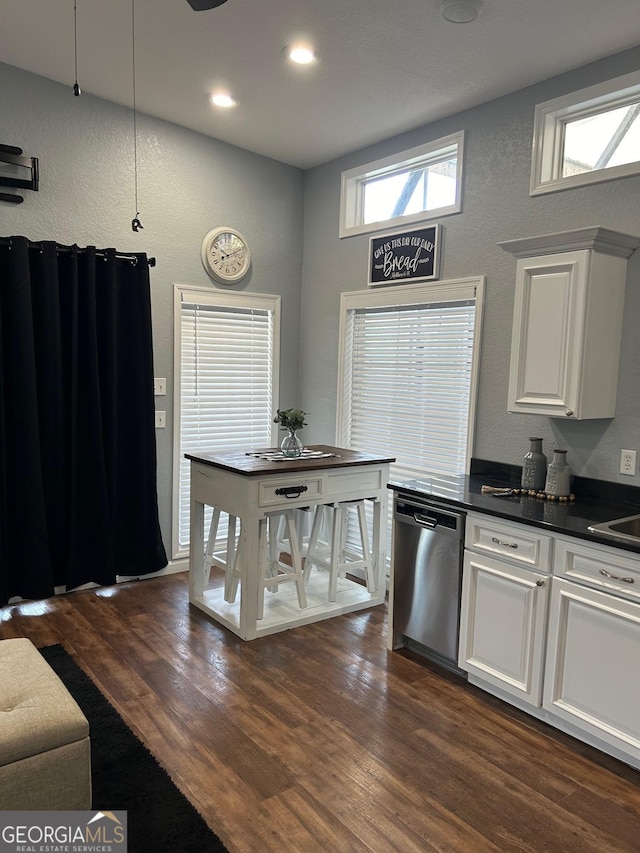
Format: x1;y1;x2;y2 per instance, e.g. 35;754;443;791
299;46;640;485
3;45;640;566
0;62;304;558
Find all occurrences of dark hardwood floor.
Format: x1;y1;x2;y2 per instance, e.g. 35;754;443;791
1;572;639;852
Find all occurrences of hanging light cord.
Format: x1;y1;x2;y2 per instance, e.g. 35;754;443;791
131;0;143;230
73;0;81;95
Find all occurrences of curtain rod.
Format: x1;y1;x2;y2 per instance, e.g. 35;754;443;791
0;237;156;267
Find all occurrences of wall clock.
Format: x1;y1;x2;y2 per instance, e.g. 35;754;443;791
201;227;251;283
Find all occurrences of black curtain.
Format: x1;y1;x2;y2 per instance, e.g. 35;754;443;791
0;236;167;606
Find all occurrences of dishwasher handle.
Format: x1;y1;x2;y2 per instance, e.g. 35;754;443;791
414;512;438;529
394;497;464;537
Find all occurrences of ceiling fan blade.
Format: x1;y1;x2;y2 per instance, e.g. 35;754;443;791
186;0;229;9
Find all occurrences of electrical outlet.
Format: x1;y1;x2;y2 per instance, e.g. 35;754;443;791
620;449;637;476
155;411;166;429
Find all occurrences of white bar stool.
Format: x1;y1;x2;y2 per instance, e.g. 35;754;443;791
204;508;242;603
258;509;307;620
304;499;376;601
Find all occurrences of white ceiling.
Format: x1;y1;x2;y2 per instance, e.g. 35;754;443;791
2;0;640;169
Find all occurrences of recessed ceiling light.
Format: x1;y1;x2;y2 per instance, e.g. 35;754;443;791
210;91;236;108
284;44;321;65
441;0;480;23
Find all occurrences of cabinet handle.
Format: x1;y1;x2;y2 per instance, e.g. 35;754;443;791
491;536;518;549
599;569;635;584
565;409;574;417
536;578;545;587
274;485;308;499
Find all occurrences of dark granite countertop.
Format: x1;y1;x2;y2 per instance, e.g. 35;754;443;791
388;459;640;557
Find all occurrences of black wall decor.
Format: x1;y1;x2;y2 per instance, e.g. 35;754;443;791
368;224;441;286
0;143;39;204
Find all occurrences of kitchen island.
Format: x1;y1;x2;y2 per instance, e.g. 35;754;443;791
187;445;394;640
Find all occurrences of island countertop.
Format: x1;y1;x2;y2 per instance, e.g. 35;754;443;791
186;445;396;476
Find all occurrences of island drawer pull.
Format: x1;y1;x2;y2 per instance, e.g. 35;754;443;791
275;485;308;498
599;569;635;583
491;536;518;549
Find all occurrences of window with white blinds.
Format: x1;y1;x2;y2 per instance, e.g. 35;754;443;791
173;286;280;556
338;279;483;482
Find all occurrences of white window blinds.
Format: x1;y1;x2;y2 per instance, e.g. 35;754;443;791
175;288;279;553
340;290;478;483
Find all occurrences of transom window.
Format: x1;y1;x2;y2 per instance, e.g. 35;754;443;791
530;70;640;195
340;133;465;238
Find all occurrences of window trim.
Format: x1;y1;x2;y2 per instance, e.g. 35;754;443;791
339;132;465;239
335;276;485;472
171;284;281;559
530;70;640;196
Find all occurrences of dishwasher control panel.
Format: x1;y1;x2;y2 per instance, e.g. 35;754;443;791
395;498;461;532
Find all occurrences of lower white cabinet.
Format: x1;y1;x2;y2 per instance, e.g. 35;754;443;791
459;511;640;770
459;521;550;706
543;577;640;765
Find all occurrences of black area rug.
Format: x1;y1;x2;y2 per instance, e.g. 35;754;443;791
39;644;229;853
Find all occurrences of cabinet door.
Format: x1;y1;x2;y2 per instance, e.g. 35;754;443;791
543;578;640;763
508;250;586;418
459;551;549;705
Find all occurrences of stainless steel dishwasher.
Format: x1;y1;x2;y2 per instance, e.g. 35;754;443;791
392;491;466;675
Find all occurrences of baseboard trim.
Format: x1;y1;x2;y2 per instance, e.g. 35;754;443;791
5;560;190;605
118;558;188;581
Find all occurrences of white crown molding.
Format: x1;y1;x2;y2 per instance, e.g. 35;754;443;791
498;226;640;259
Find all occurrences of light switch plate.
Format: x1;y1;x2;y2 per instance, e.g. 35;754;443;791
154;377;166;395
155;411;166;429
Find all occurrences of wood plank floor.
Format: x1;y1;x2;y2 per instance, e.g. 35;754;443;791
1;572;639;852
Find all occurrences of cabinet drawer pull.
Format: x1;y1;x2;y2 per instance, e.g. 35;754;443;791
536;578;545;587
275;485;308;499
565;409;574;417
491;536;518;549
599;568;635;584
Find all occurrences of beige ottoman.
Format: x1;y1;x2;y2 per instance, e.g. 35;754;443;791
0;638;91;810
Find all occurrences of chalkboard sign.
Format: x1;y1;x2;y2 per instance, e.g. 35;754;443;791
368;224;441;286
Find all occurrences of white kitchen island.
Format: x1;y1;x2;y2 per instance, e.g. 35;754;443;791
187;445;394;640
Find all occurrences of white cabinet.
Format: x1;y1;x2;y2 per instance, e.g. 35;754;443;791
499;227;640;419
459;514;551;706
461;512;640;770
543;576;640;766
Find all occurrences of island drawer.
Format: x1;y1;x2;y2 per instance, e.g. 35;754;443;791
465;513;552;571
554;536;640;604
258;476;323;507
324;467;383;499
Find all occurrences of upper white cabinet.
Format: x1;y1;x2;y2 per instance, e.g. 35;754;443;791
499;227;640;419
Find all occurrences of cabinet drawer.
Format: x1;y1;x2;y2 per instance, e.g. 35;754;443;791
554;537;640;604
324;468;383;499
258;475;323;507
465;514;552;571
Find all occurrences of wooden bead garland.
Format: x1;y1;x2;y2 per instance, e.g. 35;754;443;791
512;489;575;502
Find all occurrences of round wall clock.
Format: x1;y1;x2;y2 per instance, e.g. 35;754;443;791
201;227;251;283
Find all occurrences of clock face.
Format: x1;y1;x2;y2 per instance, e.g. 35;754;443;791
201;227;251;283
